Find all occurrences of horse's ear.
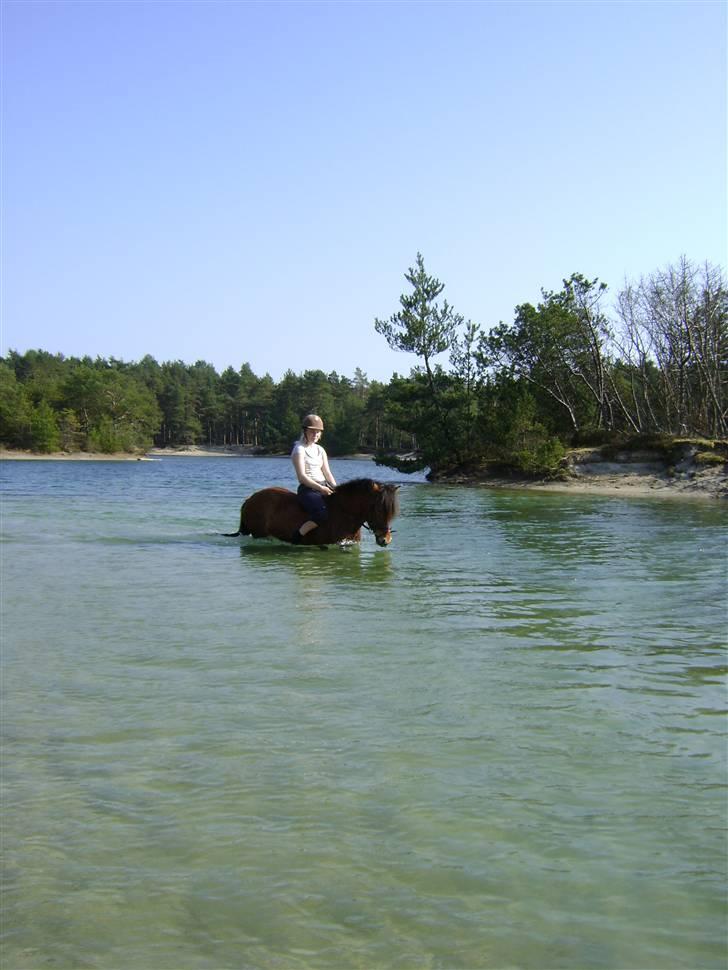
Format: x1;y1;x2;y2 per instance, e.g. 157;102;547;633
371;482;381;492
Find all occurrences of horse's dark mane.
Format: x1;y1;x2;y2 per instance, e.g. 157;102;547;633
334;477;376;495
331;478;399;519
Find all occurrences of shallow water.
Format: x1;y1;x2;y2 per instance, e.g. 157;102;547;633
2;458;726;969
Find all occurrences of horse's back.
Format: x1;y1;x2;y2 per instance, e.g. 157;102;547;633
242;487;302;540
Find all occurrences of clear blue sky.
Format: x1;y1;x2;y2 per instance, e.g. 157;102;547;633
2;0;725;383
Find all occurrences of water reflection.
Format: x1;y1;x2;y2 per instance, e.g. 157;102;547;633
238;539;395;587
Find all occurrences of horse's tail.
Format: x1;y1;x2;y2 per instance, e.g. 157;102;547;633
221;501;252;538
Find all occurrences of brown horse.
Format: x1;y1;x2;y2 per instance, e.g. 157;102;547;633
223;478;400;547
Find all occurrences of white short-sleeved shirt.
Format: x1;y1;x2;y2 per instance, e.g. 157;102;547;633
292;441;327;486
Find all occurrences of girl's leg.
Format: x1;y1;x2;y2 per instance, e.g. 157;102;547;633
292;488;328;543
293;519;318;540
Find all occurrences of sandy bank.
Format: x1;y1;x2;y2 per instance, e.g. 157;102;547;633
144;446;376;460
432;449;728;501
0;444;376;461
470;470;727;500
0;445;266;461
147;445;259;457
1;448;144;461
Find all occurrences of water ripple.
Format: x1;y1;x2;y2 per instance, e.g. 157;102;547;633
2;459;727;969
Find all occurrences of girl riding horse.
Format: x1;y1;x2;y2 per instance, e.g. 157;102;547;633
290;413;337;544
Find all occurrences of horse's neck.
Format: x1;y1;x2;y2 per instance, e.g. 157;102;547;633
332;496;369;530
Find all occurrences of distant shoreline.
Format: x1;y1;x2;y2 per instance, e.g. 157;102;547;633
3;445;726;500
2;448;147;461
0;445;374;462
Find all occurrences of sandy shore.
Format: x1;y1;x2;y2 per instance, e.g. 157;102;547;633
148;445;271;457
3;446;726;500
0;445;266;461
466;469;727;501
433;454;728;501
1;448;145;461
0;445;374;461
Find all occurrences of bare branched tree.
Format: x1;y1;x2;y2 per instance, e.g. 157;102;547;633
614;258;727;436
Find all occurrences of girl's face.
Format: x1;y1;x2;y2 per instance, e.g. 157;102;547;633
304;428;322;444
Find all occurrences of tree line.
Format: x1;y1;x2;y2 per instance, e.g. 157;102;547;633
0;351;416;457
1;254;725;475
374;253;726;474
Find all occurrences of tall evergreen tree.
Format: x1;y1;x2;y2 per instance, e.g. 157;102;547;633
374;253;461;403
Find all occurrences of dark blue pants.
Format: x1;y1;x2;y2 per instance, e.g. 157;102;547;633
297;485;329;524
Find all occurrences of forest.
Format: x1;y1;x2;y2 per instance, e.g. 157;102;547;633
2;255;725;477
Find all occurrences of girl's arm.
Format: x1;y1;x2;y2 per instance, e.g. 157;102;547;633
321;451;337;488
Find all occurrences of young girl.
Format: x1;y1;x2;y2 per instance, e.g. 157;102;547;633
290;413;337;543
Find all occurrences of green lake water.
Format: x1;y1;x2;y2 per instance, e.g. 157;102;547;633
1;457;726;969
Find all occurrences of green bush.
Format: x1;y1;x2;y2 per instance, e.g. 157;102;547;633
695;451;726;467
510;437;566;477
30;401;60;453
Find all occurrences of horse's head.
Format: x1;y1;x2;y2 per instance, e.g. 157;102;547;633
365;481;400;546
331;479;400;546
